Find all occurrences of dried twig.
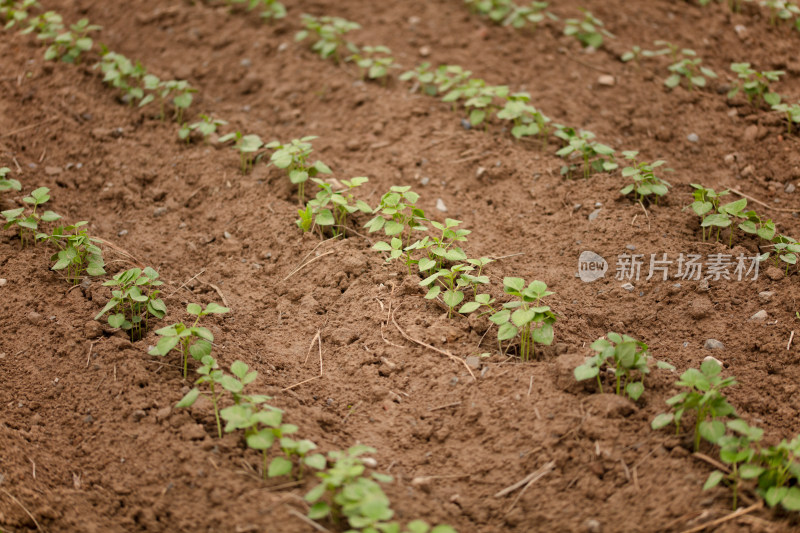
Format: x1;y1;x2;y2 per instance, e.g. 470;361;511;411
788;330;795;351
391;309;476;380
286;508;331;533
693;452;731;474
197;278;229;309
282;250;334;281
500;461;555;514
0;488;44;532
679;501;763;533
1;116;59;138
428;401;461;412
728;187;799;213
495;461;555;498
167;268;206;298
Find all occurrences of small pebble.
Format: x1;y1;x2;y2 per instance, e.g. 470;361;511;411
597;75;615;86
703;355;723;367
153;206;168;217
588;208;601;221
475;167;486;178
223;231;232;239
621;283;634;292
626;244;636;251
460;118;471;130
750;310;768;321
449;377;458;386
436;198;448;212
594;202;602;207
0;279;6;286
687;133;699;143
362;457;377;468
240;58;251;67
420;177;430;186
465;356;481;369
118;229;128;237
419;46;431;57
759;291;774;301
704;339;725;350
786;183;796;193
573;203;582;211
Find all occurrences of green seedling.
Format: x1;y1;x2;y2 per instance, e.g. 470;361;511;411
21;10;62;41
420;263;475;318
464;0;514;22
179;115;228;143
761;0;800;25
503;2;557;30
152;79;195;122
95;49;149;105
621;45;644;65
555;127;617;179
737;210;776;244
702;197;747;246
772;101;800;134
305;445;395;530
563;9;613;48
44;18;101;63
149;302;229;378
265;136;332;202
94;267;167;341
497;94;551;142
433;65;473;96
176;355;225;437
772;234;800;274
665;53;717;90
574;332;674;401
651;359;737;452
464;84;509;127
689;184;731;242
755;436;800;510
226;0;286;21
1;0;39;30
0;167;21;192
488;278;556;361
425;218;470;270
298;177;371;236
219;131;264;174
647;40;688;62
2;186;61;248
366;186;427;266
399;62;437;95
728;63;784;107
295;14;360;63
619;151;671;204
703;419;764;510
41;221;105;284
348;45;398;83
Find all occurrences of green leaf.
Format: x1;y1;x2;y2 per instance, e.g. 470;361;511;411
574;364;599;381
703;470;724;491
625;382;644;401
246;429;275;450
442;290;464;309
187;303;202;315
458;301;481;314
307;501;330;519
651;413;674;430
765;486;788;508
497;322;518;341
782;487;800;511
304;453;327;470
268;456;293;478
699;420;726;445
230;361;248;379
175;387;200;408
503;277;525;293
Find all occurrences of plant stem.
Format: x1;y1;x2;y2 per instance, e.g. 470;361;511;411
210;383;222;438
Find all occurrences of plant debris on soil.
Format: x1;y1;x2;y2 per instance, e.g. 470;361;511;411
2;0;800;532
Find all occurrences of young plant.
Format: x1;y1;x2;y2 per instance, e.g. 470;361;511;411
488;278;556;361
176;355;225;438
305;445;394;529
298;177;371;236
772;234;800;274
2;186;61;248
689;184;733;242
348;45;398;83
651;359;737;452
226;0;287;21
703;419;764;510
44;18;101;63
497;94;551;144
756;436;800;510
366;186;427;266
219;131;264;174
153;79;195;123
148;302;230;378
399;62;437;95
503;1;557;30
555;127;617;179
665;52;717;90
728;63;784;107
464;0;514;22
94;267;167;341
178;115;228;144
95;49;148;105
0;167;21;192
41;221;105;284
295;14;360;63
1;0;39;30
264;136;332;202
761;0;800;26
464;85;509;127
619;151;671;204
574;332;673;401
772;101;800;134
21;10;62;41
563;9;613;48
420;263;474;318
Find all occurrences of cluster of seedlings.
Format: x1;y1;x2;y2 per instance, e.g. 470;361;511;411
698;0;800;31
689;185;799;272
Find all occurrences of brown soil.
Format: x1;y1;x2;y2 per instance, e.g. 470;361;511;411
2;0;800;532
